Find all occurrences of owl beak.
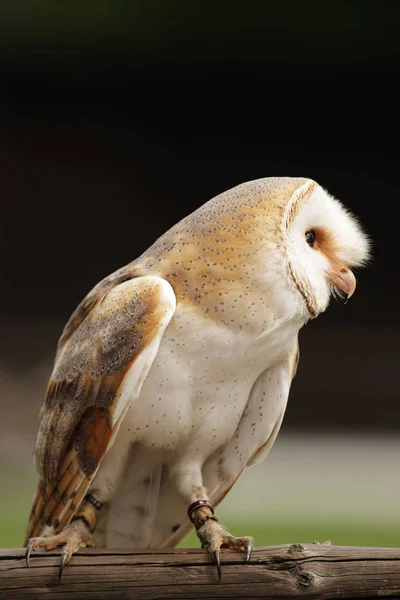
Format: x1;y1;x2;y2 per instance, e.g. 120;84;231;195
330;267;356;299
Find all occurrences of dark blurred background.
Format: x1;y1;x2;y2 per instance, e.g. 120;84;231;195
0;3;399;547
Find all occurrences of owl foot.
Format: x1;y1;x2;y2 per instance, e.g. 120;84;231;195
25;517;95;582
197;519;252;579
189;502;252;581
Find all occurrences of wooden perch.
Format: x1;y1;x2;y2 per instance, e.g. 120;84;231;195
2;543;400;599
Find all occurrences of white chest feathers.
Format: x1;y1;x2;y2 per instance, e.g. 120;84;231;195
123;303;300;460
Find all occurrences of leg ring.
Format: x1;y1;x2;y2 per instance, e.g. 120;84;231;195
188;500;214;522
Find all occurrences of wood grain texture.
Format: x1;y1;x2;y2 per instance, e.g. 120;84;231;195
2;544;400;599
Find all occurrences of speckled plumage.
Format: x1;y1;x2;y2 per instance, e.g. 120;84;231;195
26;177;369;558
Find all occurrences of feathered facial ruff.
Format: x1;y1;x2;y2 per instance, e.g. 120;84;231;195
284;182;371;318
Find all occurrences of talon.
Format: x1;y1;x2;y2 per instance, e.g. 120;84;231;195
59;552;70;583
214;550;221;581
23;516;94;583
246;539;252;563
25;541;33;567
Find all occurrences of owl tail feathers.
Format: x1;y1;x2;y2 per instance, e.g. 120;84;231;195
25;405;128;545
24;449;90;544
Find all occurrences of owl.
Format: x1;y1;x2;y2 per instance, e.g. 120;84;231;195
25;177;370;580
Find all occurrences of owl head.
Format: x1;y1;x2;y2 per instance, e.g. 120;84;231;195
284;179;371;317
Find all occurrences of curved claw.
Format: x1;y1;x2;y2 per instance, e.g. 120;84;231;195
246;539;252;563
213;550;221;581
25;542;33;567
58;552;70;583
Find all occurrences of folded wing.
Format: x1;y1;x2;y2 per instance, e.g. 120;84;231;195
26;274;176;541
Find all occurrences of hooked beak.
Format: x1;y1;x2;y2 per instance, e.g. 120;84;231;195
330;267;356;299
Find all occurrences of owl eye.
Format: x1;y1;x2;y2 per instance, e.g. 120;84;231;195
305;229;316;247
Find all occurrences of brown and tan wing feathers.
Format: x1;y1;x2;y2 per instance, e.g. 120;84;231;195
26;275;176;542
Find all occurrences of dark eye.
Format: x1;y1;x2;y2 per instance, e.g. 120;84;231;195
305;229;316;247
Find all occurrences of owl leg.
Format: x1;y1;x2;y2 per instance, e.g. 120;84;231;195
171;463;252;580
26;497;98;581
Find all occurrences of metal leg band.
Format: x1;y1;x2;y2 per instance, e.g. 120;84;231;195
85;493;103;510
187;499;214;522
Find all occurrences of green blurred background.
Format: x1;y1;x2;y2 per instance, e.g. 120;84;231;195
1;2;399;550
3;433;400;549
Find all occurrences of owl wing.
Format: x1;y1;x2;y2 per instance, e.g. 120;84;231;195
151;340;300;548
25;275;176;541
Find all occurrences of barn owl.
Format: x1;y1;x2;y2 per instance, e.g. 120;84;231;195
25;177;370;580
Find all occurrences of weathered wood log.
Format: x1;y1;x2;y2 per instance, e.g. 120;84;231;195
2;543;400;599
